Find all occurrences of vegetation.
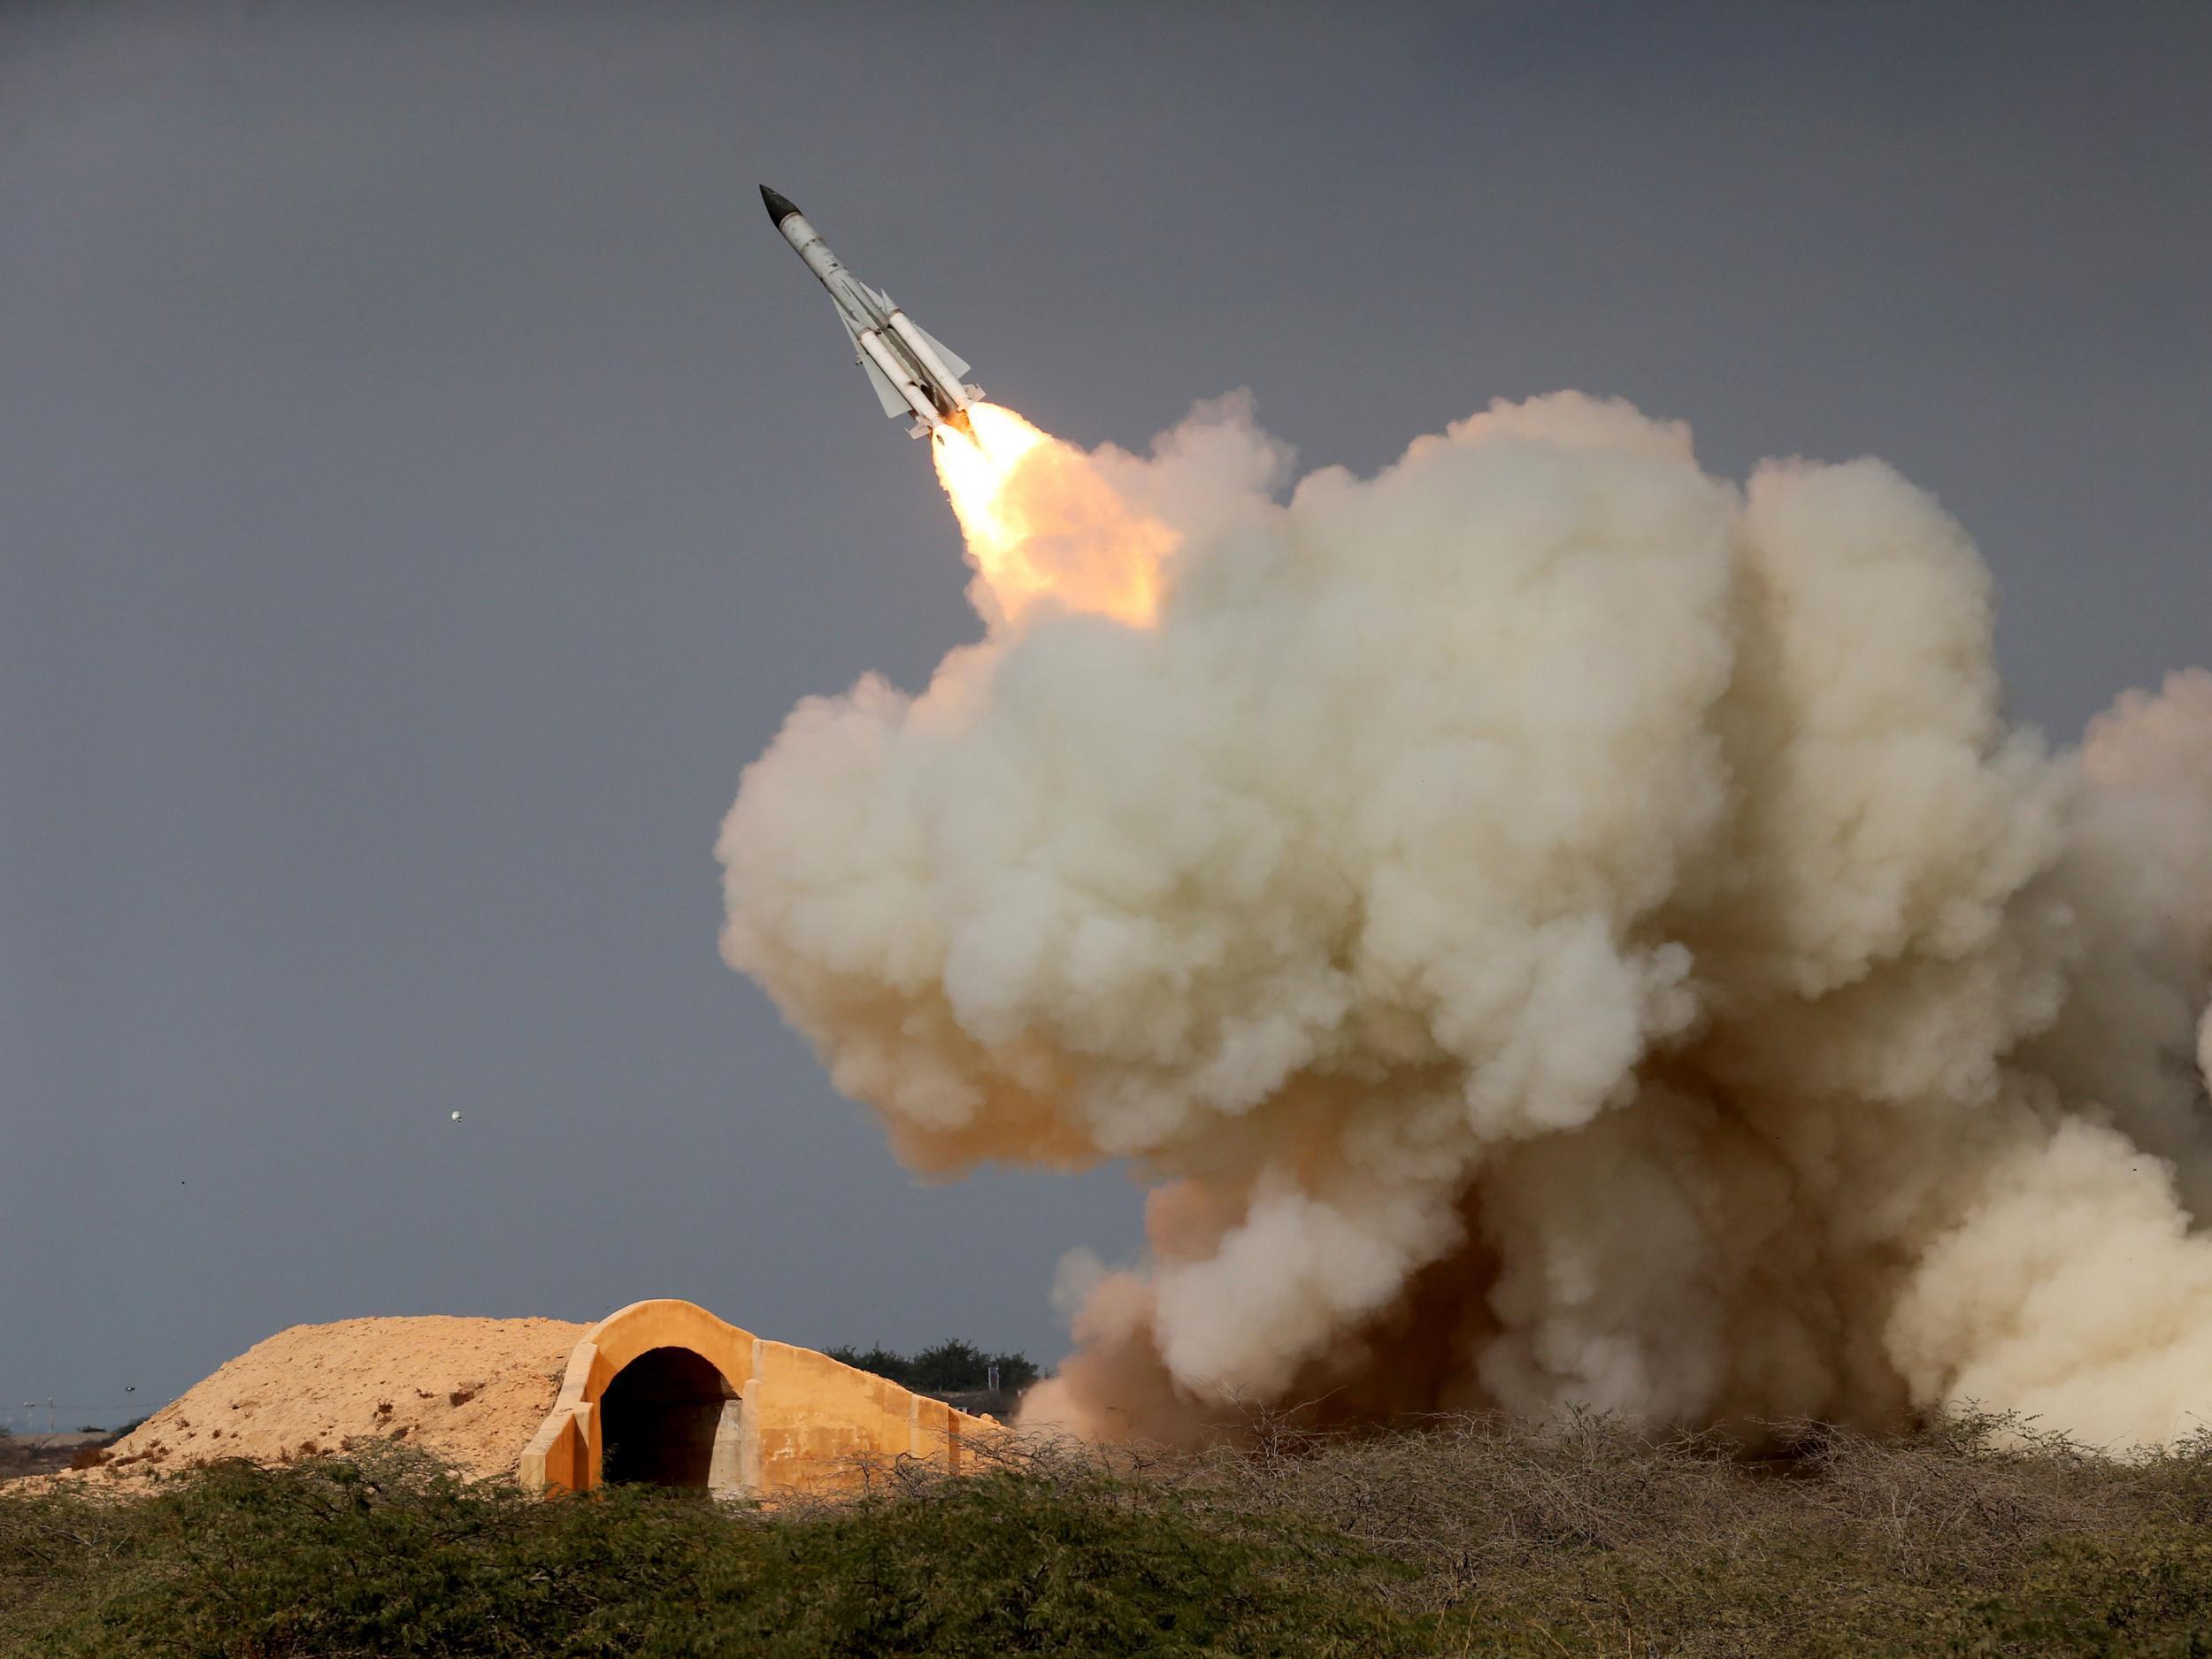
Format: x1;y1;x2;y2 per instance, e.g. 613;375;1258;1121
825;1337;1041;1394
1161;1407;2212;1656
6;1410;2212;1655
0;1450;1415;1657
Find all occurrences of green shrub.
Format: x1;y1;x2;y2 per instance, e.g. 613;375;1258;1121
10;1414;2212;1657
0;1452;1422;1657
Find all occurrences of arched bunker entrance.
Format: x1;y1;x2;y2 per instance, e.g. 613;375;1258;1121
599;1345;741;1490
520;1299;993;1501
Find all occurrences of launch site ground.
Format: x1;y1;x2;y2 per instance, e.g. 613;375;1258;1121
12;1409;2212;1656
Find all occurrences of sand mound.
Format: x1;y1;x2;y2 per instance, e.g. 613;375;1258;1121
90;1316;585;1482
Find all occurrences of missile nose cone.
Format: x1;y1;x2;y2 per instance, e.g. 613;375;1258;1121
760;185;801;226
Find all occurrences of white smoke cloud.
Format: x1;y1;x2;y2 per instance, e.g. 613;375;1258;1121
2201;1008;2212;1099
718;393;2212;1448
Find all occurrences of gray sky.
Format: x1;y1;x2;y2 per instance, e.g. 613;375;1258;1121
3;1;2206;1429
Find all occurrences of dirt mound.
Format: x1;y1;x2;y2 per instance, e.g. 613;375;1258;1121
88;1316;585;1482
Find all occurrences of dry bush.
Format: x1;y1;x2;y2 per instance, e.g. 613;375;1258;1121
21;1409;2208;1655
933;1405;2212;1655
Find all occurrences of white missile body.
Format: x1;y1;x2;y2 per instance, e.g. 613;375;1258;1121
761;186;982;439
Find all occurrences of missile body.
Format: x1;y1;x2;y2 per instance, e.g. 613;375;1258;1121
761;186;981;439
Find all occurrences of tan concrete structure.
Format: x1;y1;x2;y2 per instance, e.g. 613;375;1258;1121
518;1298;993;1499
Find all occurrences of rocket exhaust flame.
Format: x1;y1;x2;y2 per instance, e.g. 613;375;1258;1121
722;388;2212;1452
931;403;1171;630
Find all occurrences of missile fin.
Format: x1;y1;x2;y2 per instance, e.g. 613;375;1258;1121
858;354;910;417
907;321;970;381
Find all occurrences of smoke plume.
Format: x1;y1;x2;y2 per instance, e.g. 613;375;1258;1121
719;392;2212;1448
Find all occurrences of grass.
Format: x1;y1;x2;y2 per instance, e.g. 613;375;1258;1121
5;1410;2212;1655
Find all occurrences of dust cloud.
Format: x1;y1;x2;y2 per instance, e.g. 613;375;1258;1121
720;391;2212;1448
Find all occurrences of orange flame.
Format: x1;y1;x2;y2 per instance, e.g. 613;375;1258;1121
933;403;1174;631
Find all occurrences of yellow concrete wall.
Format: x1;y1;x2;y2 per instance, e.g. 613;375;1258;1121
518;1299;991;1501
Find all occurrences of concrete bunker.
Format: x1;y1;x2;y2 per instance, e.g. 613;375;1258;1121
598;1345;742;1491
519;1298;995;1500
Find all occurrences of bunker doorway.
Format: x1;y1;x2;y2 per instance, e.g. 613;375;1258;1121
598;1345;742;1492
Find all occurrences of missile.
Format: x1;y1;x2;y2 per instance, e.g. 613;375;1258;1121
760;185;982;440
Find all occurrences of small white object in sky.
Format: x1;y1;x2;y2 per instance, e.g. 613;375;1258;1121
450;1110;463;1123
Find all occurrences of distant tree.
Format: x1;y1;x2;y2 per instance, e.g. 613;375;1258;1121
825;1345;915;1388
828;1340;1041;1394
909;1340;989;1393
987;1351;1041;1391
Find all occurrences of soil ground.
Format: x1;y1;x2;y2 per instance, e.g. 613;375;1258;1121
0;1434;117;1485
57;1316;586;1485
